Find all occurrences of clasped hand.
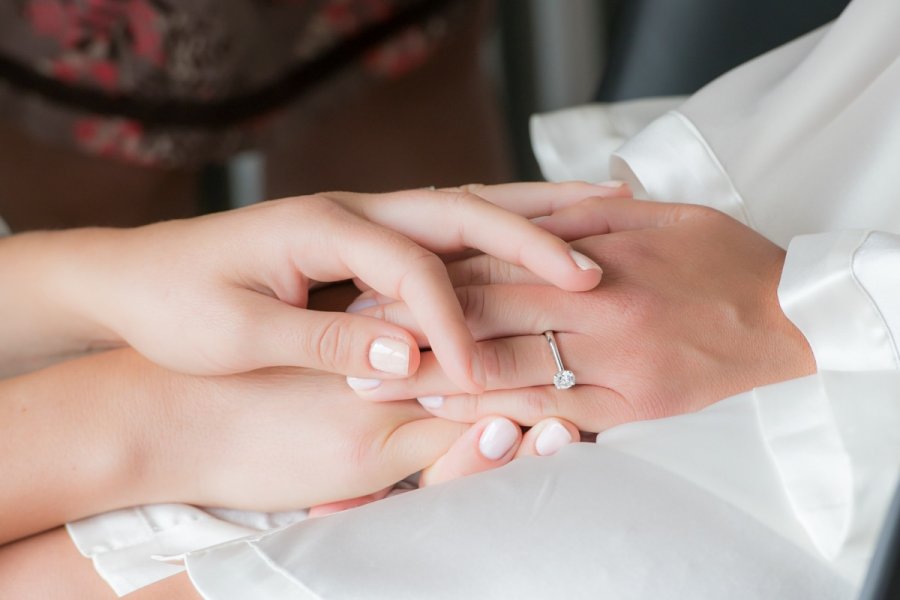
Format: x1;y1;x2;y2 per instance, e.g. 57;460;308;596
51;183;615;392
350;198;817;432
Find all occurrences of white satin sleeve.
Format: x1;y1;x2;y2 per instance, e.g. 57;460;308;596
180;373;900;598
753;372;900;582
778;230;900;372
535;0;900;249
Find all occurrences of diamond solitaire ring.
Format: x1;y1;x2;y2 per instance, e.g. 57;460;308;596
543;331;575;390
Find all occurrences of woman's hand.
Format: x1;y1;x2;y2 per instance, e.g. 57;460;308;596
0;346;578;543
346;198;816;431
307;415;581;517
13;182;627;391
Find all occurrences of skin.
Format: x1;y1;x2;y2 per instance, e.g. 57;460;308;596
0;183;622;390
0;348;466;545
350;198;817;431
0;349;577;595
1;399;582;600
0;181;612;595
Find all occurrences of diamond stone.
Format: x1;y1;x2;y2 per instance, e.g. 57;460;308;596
553;370;576;390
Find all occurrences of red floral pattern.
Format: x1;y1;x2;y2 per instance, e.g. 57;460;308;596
1;0;449;166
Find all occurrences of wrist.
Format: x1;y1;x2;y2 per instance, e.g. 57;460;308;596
0;229;126;373
0;349;177;542
41;228;129;348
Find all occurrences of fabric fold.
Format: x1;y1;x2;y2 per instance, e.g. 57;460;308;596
778;231;899;371
529;97;685;184
755;371;900;582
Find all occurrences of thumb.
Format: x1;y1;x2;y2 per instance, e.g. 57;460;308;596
243;294;422;378
419;416;522;487
538;197;695;239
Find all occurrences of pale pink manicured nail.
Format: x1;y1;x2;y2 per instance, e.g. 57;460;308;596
569;249;602;272
530;215;549;225
369;338;410;376
595;180;625;188
346;298;379;313
478;418;519;460
346;376;382;391
535;421;572;456
346;293;394;313
417;395;444;409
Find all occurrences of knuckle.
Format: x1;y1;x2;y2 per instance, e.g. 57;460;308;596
478;343;503;385
670;202;723;224
632;388;671;421
206;303;262;372
488;256;512;285
271;195;346;232
456;183;487;198
398;254;447;302
308;316;354;372
517;389;556;423
605;289;660;334
582;195;614;211
456;285;487;328
447;190;486;211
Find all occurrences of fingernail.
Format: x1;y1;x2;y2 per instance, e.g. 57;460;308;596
346;293;394;313
369;338;410;376
595;180;625;188
417;395;444;409
530;215;549;225
535;421;572;456
569;249;602;272
478;418;519;460
346;376;382;391
346;298;378;313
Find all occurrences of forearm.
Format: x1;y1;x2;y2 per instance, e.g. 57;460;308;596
0;229;123;375
0;349;180;544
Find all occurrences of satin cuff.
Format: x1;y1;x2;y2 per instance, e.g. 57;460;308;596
779;231;899;371
66;504;256;596
66;504;308;597
609;110;753;226
528;97;685;184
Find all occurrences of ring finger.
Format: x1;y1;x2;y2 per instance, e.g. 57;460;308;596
351;332;596;401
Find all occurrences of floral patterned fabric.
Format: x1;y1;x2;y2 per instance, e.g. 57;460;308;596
0;0;456;166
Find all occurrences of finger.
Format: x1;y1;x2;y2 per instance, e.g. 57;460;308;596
446;254;544;288
330;188;605;292
417;385;632;434
538;197;698;239
437;181;631;218
357;332;593;402
295;210;483;392
241;293;422;379
347;284;578;351
376;416;471;485
419;416;522;487
307;486;392;518
516;418;580;458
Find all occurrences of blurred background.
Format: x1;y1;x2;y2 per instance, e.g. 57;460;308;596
0;0;848;231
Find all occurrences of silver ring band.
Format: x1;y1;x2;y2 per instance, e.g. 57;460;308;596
543;331;575;390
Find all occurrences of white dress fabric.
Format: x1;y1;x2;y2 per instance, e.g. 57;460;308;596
67;0;900;596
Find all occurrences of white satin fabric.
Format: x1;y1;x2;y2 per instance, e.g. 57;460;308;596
69;0;900;596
